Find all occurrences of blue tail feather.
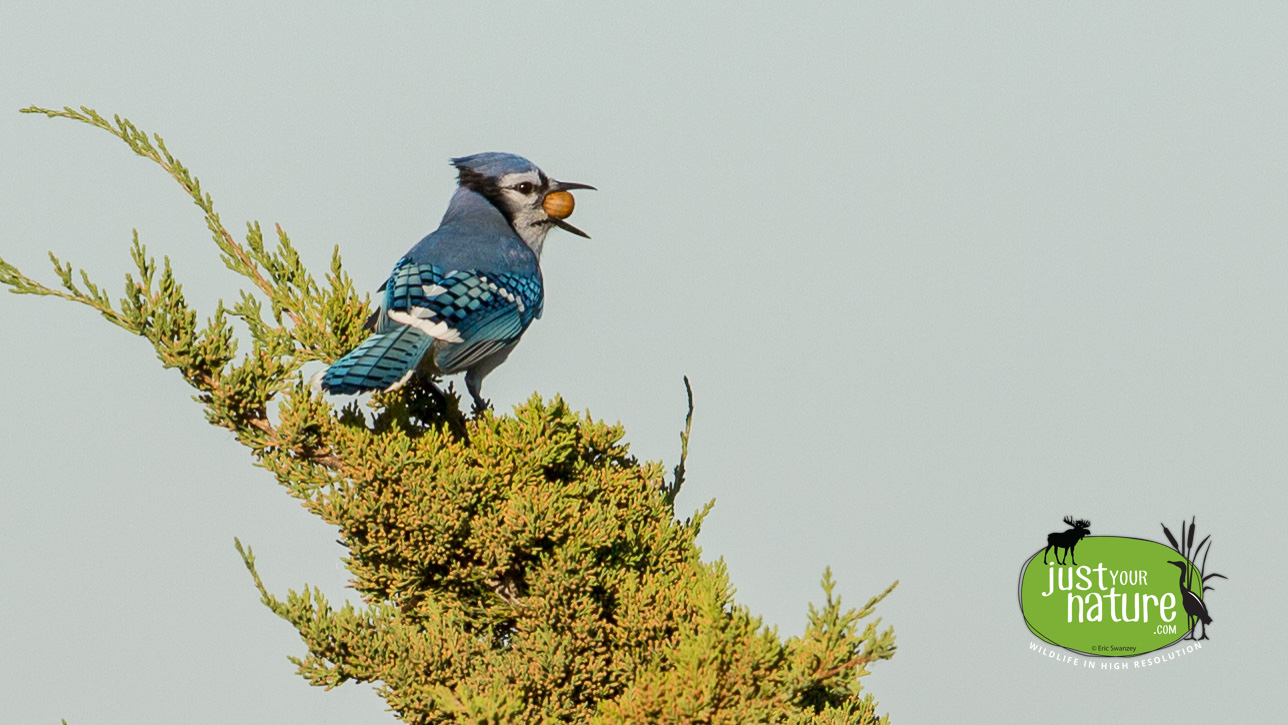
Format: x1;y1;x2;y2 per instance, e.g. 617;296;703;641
320;325;434;394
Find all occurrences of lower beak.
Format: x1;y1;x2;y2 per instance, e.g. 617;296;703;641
553;217;591;238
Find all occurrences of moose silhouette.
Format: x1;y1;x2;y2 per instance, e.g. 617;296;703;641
1043;516;1091;566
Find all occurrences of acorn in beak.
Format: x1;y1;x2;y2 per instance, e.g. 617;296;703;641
543;180;596;238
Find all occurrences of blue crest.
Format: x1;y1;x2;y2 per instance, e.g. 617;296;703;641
450;152;538;178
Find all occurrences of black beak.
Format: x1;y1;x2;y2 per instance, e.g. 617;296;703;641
552;180;597;192
549;179;595;237
552;217;591;238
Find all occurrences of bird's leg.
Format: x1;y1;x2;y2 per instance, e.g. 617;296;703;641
465;370;492;417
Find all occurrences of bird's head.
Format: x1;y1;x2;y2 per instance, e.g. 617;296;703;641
451;152;595;256
1167;560;1188;571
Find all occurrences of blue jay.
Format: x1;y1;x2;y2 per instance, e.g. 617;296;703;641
315;153;593;411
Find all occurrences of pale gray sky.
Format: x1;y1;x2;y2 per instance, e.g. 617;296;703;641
1;3;1283;723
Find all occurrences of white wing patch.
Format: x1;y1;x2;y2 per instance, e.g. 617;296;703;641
478;275;525;313
387;309;464;343
422;284;448;297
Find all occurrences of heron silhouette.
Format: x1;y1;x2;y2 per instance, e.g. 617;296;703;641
1167;560;1212;640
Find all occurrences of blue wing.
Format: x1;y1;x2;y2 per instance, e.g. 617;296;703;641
319;258;542;393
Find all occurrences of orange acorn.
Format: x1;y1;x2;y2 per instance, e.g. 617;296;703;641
542;190;576;219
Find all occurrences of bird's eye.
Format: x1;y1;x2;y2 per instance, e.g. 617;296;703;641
514;182;536;194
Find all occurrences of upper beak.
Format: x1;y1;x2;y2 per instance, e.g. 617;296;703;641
550;179;595;237
553;180;596;192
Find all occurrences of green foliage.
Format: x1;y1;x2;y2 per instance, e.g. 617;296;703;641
3;106;897;724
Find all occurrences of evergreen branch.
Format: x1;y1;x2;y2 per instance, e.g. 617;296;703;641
234;537;293;620
11;107;353;472
853;579;900;622
663;376;694;508
786;569;897;712
0;252;136;331
19;105;299;327
812;651;877;683
234;538;273;603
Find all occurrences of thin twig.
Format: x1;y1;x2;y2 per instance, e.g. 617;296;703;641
663;376;694;507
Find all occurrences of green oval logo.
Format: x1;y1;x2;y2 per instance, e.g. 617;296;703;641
1018;536;1203;657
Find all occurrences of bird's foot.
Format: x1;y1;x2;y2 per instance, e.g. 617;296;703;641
470;396;492;418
